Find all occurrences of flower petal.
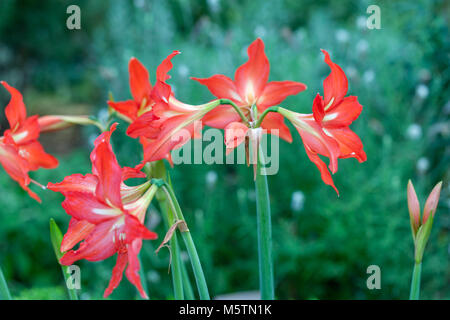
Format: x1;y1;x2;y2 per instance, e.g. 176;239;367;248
312;94;325;125
125;239;148;299
61;192;122;224
18;141;59;170
260;112;293;143
156;51;181;82
321;49;348;108
322;96;362;128
302;142;339;195
191;74;243;104
60;218;118;264
324;127;367;162
129;58;152;103
107;100;139;123
224;122;249;155
1;81;27;130
91;123;123;208
60;218;95;252
235;38;270;103
47;173;98;195
103;251;128;298
258;80;307;109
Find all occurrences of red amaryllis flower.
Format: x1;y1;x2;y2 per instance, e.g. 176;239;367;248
48;123;158;298
0;81;58;202
279;50;366;194
192;38;307;142
119;54;231;163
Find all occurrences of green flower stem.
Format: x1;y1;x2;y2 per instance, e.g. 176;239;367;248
49;219;78;300
254;106;279;128
219;99;249;125
254;149;274;300
158;193;184;300
161;182;210;300
409;262;422;300
181;260;195;300
0;266;12;300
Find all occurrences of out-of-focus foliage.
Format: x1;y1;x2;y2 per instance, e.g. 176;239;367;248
0;0;448;299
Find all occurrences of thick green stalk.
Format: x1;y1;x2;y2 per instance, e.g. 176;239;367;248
181;260;195;300
254;151;274;300
162;183;210;300
159;196;184;300
409;262;422;300
0;266;12;300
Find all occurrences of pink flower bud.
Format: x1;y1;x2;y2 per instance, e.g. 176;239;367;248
407;180;421;235
422;181;442;224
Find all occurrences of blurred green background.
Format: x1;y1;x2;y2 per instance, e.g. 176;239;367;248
0;0;448;300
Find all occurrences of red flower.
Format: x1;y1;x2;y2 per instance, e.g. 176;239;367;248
192;38;307;142
48;123;158;298
0;81;58;202
279;50;366;194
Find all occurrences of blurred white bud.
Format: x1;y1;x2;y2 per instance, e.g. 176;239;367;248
248;189;256;201
181;251;189;262
363;70;375;84
356;39;369;54
205;170;218;188
335;29;350;43
254;25;267;38
97;108;109;124
134;0;145;8
147;270;160;283
356;16;367;30
416;157;430;174
346;66;358;80
178;64;190;78
418;69;431;82
207;0;221;13
147;209;161;229
416;84;429;99
290;190;305;212
406;123;422;140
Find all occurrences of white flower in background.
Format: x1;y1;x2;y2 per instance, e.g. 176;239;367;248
207;0;221;13
363;70;375;84
346;66;358;80
178;64;190;78
248;189;256;201
416;84;429;99
406;123;422;140
148;270;160;283
356;39;369;54
356;16;367;30
335;29;350;43
290;190;305;212
254;25;267;38
133;0;145;8
147;209;161;229
97;108;109;124
419;69;431;82
416;157;430;174
206;170;218;188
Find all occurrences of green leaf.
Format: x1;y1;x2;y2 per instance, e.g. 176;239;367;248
49;218;64;262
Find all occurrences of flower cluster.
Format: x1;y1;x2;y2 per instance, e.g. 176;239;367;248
0;38;368;298
109;38;366;194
